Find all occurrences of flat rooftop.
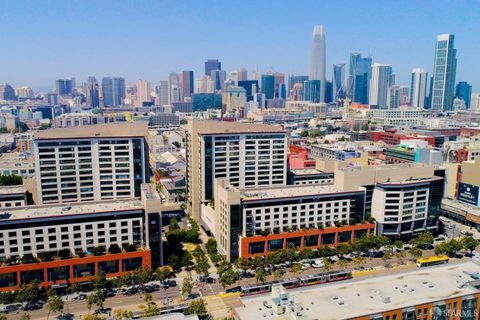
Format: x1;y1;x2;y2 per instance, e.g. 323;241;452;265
0;199;143;221
235;262;480;320
0;152;34;168
239;184;354;201
442;197;480;217
0;186;26;195
191;120;285;135
35;122;148;140
290;168;333;175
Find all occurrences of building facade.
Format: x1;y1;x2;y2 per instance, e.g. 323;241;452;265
432;34;457;112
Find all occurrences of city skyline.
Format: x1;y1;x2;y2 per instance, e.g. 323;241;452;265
1;1;479;91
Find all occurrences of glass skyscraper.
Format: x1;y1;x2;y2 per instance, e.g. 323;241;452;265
102;77;125;107
348;53;372;104
332;64;345;100
261;74;275;99
303;80;321;103
432;34;457;112
455;81;472;108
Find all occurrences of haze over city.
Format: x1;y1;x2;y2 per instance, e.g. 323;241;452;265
1;0;480;90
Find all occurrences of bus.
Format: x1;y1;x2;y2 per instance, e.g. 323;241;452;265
416;255;449;268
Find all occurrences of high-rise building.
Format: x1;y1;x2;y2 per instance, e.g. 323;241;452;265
471;93;480;112
455;81;472;108
186;121;287;220
261;74;275;99
156;81;169;106
195;76;215;94
432;34;457;112
369;63;392;108
205;59;221;76
288;75;309;93
0;84;16;101
224;86;247;112
324;80;333;103
348;53;372;104
112;77;126;106
15;86;34;99
387;85;410;109
303;80;321;103
34;122;150;205
410;68;428;109
238;68;248;81
136;79;151;107
229;70;239;85
85;77;99;108
182;71;194;99
102;77;125;107
289;83;304;101
332;64;345;100
168;73;181;105
238;80;258;101
309;25;326;102
210;70;227;92
425;76;434;109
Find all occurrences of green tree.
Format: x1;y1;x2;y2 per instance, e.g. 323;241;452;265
299;248;315;260
410;231;434;249
323;258;332;271
194;255;210;276
86;290;105;314
169;218;180;231
108;243;121;254
180;119;188;125
409;247;423;260
461;236;479;253
47;294;64;319
189;299;208;316
91;270;108;291
338;259;349;268
90;246;106;256
82;315;103;320
291;263;302;273
114;309;133;320
17;280;41;302
219;267;238;289
234;257;251;271
132;267;152;287
156;266;172;282
255;268;267;283
182;277;193;298
394;240;404;251
205;238;218;255
144;292;152;303
0;174;22;186
20;314;30;320
336;243;352;257
0;316;5;320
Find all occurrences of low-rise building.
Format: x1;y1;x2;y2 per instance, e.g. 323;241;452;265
0;186;27;208
233;262;480;320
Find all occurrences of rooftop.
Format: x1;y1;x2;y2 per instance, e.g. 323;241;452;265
235;262;480;320
290;168;333;175
0;185;26;195
191;120;285;135
239;184;352;201
0;152;34;169
0;199;143;221
35;122;148;140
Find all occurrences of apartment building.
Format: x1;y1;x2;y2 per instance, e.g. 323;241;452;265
335;164;444;239
0;184;164;290
0;186;27;208
186;120;287;221
287;168;334;185
234;262;480;320
34;122;150;204
212;178;373;261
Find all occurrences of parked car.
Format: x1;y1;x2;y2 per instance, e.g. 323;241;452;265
311;259;324;268
0;303;22;313
461;230;474;236
94;307;112;314
23;301;43;311
57;313;74;320
198;276;215;283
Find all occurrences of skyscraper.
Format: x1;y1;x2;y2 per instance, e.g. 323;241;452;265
205;59;221;76
432;34;457;112
102;77;125;107
332;64;345;100
410;68;428;109
455;81;472;108
369;63;392;108
86;77;100;108
303;80;321;103
168;73;181;105
210;70;226;92
238;80;258;101
157;81;169;106
387;85;409;109
136;79;151;107
238;68;248;81
112;77;126;106
261;74;275;99
309;25;326;102
182;71;194;99
348;53;372;104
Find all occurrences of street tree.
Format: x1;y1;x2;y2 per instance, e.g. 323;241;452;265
86;290;105;314
219;267;238;289
20;314;30;320
336;243;352;257
189;299;208;316
394;240;404;251
291;263;302;273
194;255;210;276
234;257;251;271
409;247;423;260
114;309;134;320
144;292;153;303
461;236;479;253
91;270;108;291
156;266;172;282
47;294;64;319
255;268;267;283
182;277;193;298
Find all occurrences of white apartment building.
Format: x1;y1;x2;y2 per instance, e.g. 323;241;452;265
186;121;287;220
368;108;427;126
34;123;149;204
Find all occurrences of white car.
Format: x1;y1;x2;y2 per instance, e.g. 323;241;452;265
301;263;311;270
311;259;324;268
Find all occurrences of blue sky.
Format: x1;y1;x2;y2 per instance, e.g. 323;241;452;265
1;0;479;91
